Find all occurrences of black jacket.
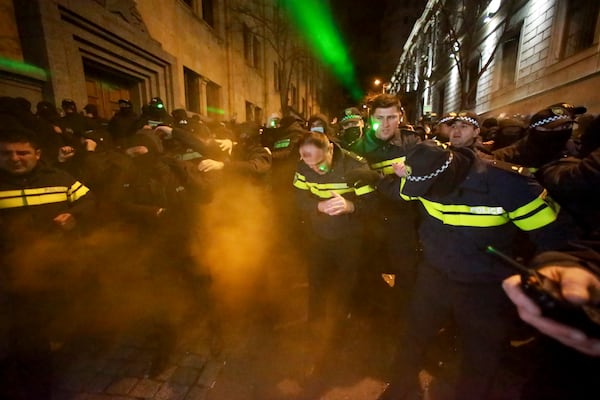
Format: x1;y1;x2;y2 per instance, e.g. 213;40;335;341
293;144;376;239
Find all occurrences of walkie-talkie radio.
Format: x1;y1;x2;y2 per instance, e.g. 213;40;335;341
486;245;600;338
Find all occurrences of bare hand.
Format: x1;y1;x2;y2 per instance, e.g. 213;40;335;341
155;125;173;139
317;191;355;216
53;213;76;231
197;159;225;172
83;139;97;151
502;267;600;356
392;161;407;177
58;146;76;162
215;139;234;154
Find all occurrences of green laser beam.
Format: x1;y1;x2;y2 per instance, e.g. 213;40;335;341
279;0;363;101
207;106;225;115
0;57;47;80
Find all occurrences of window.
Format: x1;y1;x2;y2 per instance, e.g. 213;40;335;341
201;0;214;27
290;84;297;108
253;37;261;70
184;67;201;113
245;101;254;122
466;58;480;108
254;106;263;125
243;24;252;62
242;24;262;69
206;81;221;119
561;0;599;58
500;27;521;87
437;84;446;115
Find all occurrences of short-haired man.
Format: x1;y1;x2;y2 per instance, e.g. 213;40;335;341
376;140;575;400
449;110;480;148
346;94;421;316
0;123;94;399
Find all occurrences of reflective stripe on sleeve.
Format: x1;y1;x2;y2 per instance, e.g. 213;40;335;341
370;156;406;176
0;187;69;209
508;190;560;231
67;181;90;202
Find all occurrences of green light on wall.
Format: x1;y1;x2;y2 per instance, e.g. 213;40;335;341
207;106;225;115
279;0;363;101
0;57;47;80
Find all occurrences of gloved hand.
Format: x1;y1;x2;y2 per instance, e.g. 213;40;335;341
345;168;382;187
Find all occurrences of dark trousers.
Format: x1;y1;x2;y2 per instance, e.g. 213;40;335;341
392;261;520;400
306;234;363;326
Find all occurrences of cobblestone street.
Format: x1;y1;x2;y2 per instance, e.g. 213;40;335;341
48;273;410;400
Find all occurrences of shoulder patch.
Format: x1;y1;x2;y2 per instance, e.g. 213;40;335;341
487;159;532;177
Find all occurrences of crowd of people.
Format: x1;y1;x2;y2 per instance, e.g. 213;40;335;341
1;93;599;399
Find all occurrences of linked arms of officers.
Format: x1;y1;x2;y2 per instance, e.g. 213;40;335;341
502;244;600;356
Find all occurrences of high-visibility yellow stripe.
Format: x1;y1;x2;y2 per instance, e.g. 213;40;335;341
355;185;376;195
370;156;406;176
0;191;69;209
418;198;509;227
68;181;89;202
399;177;417;201
293;173;373;198
0;187;68;198
508;192;560;231
409;189;558;230
0;182;90;209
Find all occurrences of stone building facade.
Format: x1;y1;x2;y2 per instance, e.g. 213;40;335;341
389;0;600;122
0;0;324;123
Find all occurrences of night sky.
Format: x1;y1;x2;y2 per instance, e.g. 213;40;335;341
328;0;425;99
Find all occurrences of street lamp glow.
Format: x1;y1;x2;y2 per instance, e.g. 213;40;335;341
374;79;381;86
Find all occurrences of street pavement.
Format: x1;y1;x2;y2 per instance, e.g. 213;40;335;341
48;272;469;400
48;273;430;400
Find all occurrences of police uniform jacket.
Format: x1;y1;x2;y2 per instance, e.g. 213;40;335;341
0;164;93;251
293;144;376;240
535;147;600;238
398;155;573;283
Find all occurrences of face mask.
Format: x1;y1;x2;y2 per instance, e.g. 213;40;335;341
310;126;325;134
341;126;362;145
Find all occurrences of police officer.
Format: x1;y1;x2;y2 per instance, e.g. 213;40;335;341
376;140;575;400
494;103;587;170
336;107;365;150
345;94;421;315
108;99;139;148
0;123;94;399
58;99;94;147
293;131;377;347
